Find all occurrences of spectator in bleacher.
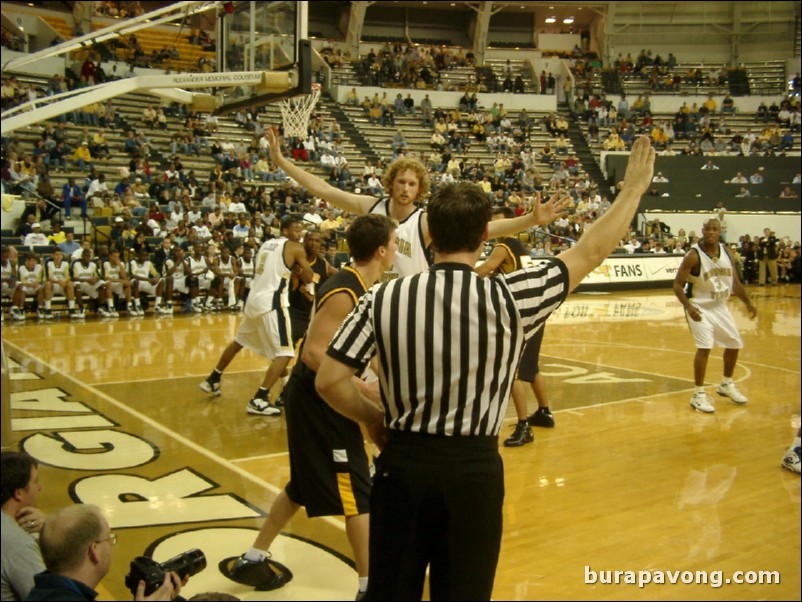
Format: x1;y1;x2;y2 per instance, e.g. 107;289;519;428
779;186;798;198
768;100;781;122
86;172;109;207
602;131;625;151
70;141;92;173
419;94;434;127
61;177;85;220
55;230;80;257
156;107;168;130
114;176;131;198
380;103;395;127
699;137;715;154
789;109;801;133
700;160;720;171
229;195;247;214
779;129;795;151
749;169;764;185
142;105;157;128
36;174;59;209
23;223;49;248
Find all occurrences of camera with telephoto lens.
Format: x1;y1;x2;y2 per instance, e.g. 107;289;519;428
125;548;206;596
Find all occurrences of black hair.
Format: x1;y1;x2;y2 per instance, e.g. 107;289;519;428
1;451;37;505
427;182;492;254
346;214;397;262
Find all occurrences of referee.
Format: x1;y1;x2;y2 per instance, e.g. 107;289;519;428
317;137;655;600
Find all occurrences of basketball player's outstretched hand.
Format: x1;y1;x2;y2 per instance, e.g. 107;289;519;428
532;190;572;225
266;128;285;165
623;136;655;196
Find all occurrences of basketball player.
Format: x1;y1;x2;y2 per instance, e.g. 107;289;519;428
266;128;549;280
673;218;757;413
200;216;315;416
476;206;566;446
129;247;167;316
72;249;105;318
274;229;336;407
43;248;78;319
99;249;133;318
1;246;18;321
14;253;46;321
224;215;396;597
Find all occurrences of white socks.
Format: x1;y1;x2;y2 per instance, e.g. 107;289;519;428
244;547;269;562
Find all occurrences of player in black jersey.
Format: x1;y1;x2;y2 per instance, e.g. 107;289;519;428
223;215;397;599
477;206;563;446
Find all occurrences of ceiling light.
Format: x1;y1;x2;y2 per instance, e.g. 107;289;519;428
563;17;574;24
545;17;556;23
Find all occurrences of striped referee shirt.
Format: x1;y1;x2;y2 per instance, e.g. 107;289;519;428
326;259;568;436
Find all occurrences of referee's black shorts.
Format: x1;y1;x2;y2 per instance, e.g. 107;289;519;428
516;325;545;382
284;366;371;518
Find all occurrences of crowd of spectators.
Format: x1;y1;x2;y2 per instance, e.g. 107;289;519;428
359;41;475;90
573;86;799;158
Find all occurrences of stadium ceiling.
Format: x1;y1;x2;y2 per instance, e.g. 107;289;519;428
364;1;607;30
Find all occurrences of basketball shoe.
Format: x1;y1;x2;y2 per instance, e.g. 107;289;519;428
222;554;292;590
247;398;281;416
504;422;534;447
690;392;715;413
716;381;748;404
781;446;801;474
527;407;555;428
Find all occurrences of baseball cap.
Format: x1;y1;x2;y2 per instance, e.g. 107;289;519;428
115;217;124;223
31;222;41;229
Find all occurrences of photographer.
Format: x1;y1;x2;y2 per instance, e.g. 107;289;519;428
27;504;181;601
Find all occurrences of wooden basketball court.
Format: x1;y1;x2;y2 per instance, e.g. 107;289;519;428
3;285;800;600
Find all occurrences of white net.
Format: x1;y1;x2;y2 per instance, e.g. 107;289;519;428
279;83;320;139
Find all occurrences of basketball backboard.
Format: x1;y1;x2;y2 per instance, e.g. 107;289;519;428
214;0;311;115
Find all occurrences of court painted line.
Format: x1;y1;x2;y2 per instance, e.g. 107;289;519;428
3;340;346;532
231;451;290;463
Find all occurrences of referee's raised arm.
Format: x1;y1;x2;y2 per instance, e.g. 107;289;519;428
558;135;655;291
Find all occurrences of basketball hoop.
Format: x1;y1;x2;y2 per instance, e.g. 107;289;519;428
279;83;321;139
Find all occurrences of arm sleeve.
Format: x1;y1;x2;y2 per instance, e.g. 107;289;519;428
326;288;376;371
503;257;569;339
1;527;45;600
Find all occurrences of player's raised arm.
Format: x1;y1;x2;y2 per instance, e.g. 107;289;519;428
267;128;376;216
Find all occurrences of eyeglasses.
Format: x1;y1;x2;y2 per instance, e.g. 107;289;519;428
96;533;117;546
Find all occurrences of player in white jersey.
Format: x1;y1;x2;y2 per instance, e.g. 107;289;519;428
200;217;315;416
12;253;45;320
44;248;78;319
210;245;240;311
266;127;555;280
184;242;213;313
72;248;105;318
99;249;133;318
237;245;255;310
163;247;188;312
674;218;757;413
1;246;17;321
129;248;167;316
